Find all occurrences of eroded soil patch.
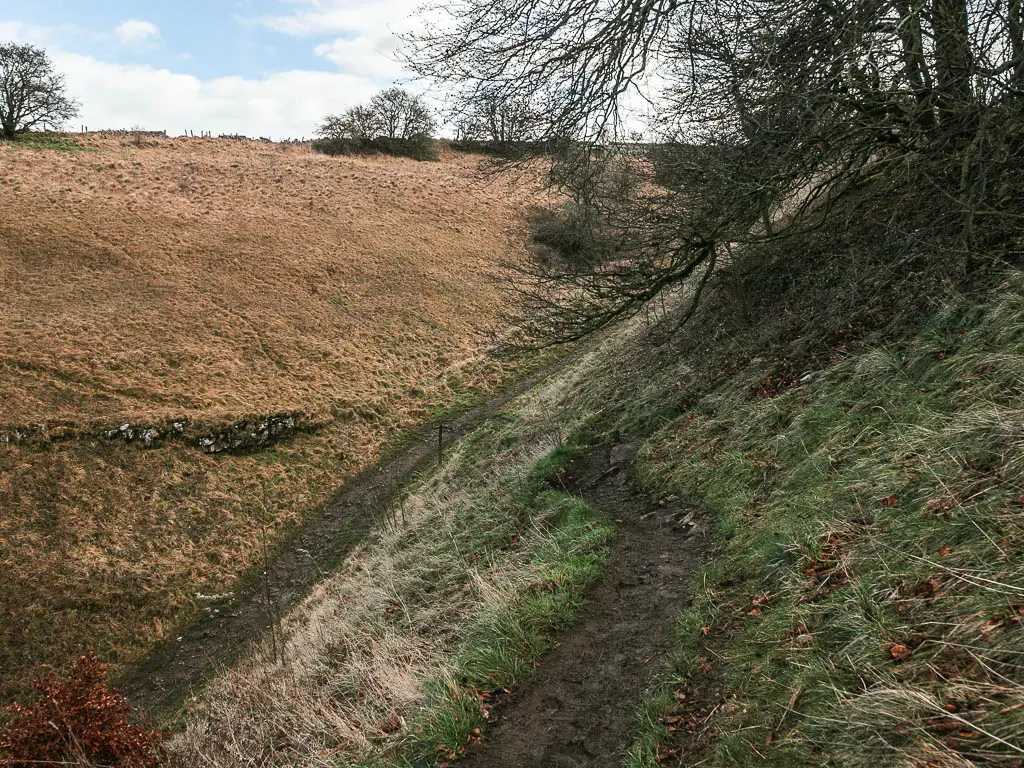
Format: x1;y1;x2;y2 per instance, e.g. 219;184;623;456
460;442;705;768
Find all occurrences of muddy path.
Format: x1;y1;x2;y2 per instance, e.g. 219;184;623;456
116;351;584;721
459;442;707;768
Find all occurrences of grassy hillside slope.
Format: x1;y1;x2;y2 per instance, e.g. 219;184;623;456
171;333;624;766
626;274;1024;766
0;136;534;425
0;136;541;703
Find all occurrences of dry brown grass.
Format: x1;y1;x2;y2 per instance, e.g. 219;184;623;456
0;136;538;425
168;331;620;767
0;135;545;703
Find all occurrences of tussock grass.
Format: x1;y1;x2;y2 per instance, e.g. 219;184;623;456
626;271;1024;766
0;136;539;427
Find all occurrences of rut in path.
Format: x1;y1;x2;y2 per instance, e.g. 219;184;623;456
459;442;705;768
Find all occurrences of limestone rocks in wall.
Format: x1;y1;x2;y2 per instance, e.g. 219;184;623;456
103;421;187;447
196;413;299;454
1;412;308;453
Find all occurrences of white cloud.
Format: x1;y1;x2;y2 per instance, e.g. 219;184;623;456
313;35;404;80
0;20;51;43
259;0;423;84
259;1;419;37
54;52;378;139
114;20;161;46
1;6;429;139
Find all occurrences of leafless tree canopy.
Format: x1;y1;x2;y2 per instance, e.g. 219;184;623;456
0;43;78;140
406;0;1024;347
370;88;436;140
319;105;381;141
454;89;542;144
319;88;436;142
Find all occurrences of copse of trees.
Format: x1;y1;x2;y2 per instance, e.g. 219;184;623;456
451;90;546;157
405;0;1024;348
0;42;78;140
314;87;438;161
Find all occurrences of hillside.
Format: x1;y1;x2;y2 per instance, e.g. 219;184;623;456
0;136;535;427
2;0;1023;763
0;135;543;703
168;263;1024;768
4;144;1022;768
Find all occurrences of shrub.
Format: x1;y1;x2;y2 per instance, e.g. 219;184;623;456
0;655;166;768
531;202;614;268
449;139;549;159
311;136;438;162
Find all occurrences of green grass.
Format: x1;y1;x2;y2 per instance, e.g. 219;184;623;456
625;272;1024;767
3;133;87;151
397;490;614;766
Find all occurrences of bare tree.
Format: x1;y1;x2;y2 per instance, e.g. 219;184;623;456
317;88;435;142
0;43;78;140
455;90;540;144
406;0;1024;348
369;88;435;140
318;105;381;141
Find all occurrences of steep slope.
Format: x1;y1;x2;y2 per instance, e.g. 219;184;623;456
0;136;535;427
628;274;1024;767
0;136;542;703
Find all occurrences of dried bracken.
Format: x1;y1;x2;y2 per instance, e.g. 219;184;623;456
0;656;165;767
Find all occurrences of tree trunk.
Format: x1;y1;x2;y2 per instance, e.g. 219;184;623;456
892;0;935;129
931;0;974;129
1009;0;1024;85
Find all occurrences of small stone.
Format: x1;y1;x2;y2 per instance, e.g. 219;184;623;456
609;443;634;467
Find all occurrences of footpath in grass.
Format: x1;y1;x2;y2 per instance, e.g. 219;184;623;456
456;441;703;768
625;272;1024;767
166;331;655;766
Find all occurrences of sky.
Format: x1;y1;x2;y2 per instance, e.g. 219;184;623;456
0;1;426;139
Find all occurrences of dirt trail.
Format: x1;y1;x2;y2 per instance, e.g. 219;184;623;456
116;353;582;720
459;442;705;768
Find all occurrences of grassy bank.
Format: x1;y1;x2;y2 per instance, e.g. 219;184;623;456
625;272;1024;766
0;135;545;703
168;344;625;766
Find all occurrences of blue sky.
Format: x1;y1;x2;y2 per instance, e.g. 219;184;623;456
0;1;423;138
